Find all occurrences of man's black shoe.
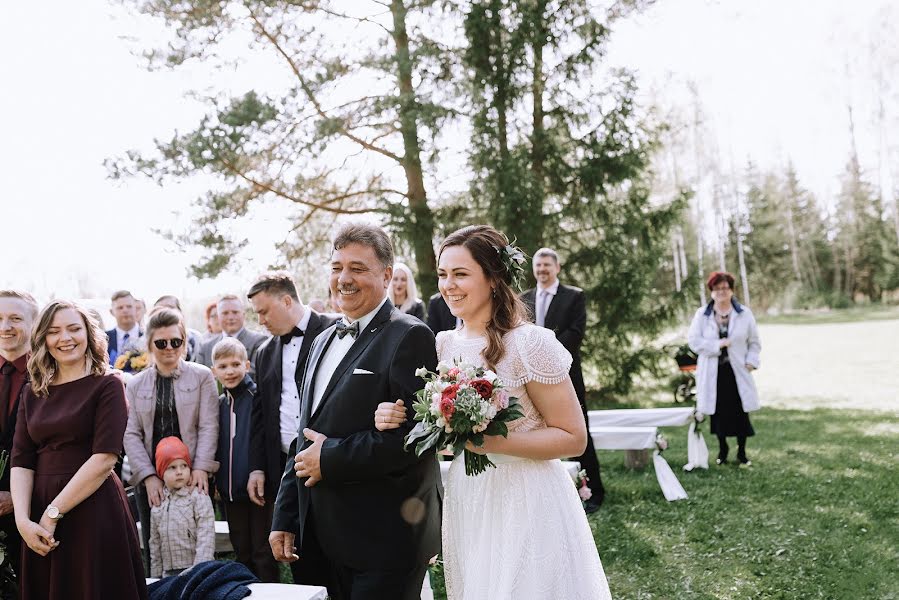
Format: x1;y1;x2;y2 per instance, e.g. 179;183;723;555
584;500;601;514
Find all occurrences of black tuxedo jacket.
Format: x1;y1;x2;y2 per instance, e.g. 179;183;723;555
250;310;338;497
426;292;456;334
272;300;440;571
521;283;587;402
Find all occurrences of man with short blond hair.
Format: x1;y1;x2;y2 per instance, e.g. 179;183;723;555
0;289;39;575
106;289;143;365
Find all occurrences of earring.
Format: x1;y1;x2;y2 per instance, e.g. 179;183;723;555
492;288;496;298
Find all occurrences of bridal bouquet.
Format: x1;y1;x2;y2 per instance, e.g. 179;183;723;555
405;359;524;476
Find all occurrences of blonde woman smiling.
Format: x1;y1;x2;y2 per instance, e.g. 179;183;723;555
388;262;425;320
11;300;147;599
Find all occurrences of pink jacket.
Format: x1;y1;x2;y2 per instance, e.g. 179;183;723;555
123;360;220;486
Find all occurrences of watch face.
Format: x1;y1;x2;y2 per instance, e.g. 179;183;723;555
47;506;59;519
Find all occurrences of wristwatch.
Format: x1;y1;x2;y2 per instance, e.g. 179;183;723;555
46;505;64;520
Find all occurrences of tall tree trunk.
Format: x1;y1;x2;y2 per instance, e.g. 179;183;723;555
671;235;682;291
735;219;750;305
527;1;548;253
391;0;437;298
784;202;803;283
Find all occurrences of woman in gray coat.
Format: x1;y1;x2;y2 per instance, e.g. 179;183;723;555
122;307;219;567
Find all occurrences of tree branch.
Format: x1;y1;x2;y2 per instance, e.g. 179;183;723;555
246;10;404;164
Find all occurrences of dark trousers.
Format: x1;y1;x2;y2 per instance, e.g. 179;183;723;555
297;510;428;600
135;484;152;572
223;499;280;582
575;399;605;505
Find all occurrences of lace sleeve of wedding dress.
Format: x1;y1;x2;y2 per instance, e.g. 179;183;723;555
435;330;450;362
504;324;573;388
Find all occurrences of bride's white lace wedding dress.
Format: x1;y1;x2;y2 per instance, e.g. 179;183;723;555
438;324;612;599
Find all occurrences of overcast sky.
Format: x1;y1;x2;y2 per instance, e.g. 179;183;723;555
1;0;895;309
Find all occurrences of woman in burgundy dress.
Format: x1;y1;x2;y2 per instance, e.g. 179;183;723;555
10;300;147;599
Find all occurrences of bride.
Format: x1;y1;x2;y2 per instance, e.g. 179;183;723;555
375;225;611;599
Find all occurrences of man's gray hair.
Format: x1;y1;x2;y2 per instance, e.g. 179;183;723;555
333;223;394;269
533;248;560;264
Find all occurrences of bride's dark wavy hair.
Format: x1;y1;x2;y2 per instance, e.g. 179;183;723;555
439;225;529;371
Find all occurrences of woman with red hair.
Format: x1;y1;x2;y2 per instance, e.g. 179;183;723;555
688;272;762;465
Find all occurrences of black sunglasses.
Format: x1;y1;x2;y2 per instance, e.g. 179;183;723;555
153;338;185;350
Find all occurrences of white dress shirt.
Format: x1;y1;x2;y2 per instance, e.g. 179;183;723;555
279;310;312;453
310;297;388;416
116;325;141;351
535;279;560;327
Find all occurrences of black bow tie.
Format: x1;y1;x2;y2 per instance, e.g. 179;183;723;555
280;327;304;345
335;320;360;339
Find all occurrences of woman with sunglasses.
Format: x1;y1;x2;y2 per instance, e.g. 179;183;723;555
123;307;219;568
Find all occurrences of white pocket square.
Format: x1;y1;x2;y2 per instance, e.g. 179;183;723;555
353;368;374;375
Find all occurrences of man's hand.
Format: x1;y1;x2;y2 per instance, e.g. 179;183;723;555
295;428;327;487
269;530;299;563
247;471;266;507
0;491;13;516
719;338;731;349
746;364;756;372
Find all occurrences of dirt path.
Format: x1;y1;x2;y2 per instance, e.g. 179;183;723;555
754;319;899;412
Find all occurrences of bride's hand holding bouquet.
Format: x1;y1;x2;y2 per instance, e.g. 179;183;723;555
373;359;524;475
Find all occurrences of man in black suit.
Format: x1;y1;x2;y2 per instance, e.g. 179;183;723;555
521;248;605;513
426;291;457;334
0;290;39;578
245;271;338;582
270;224;440;600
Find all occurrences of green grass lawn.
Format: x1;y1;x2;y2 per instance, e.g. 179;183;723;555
428;407;898;599
756;303;899;325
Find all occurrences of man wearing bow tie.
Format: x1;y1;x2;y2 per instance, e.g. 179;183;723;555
270;223;440;600
247;271;338;583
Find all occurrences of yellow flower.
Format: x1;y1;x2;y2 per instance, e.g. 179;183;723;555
131;354;149;371
114;355;128;370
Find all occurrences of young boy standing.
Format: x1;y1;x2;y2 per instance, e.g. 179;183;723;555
212;338;280;582
148;436;216;578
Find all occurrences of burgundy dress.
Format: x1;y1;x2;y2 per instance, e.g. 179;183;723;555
12;374;148;600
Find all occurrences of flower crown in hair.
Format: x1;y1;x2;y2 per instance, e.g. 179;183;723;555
494;241;528;291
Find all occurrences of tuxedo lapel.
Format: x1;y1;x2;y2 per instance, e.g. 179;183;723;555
297;312;323;380
274;338;284;389
311;302;393;421
299;328;336;432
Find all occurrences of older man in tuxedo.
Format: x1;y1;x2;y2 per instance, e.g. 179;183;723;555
245;272;338;582
270;223;440;600
522;248;605;512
